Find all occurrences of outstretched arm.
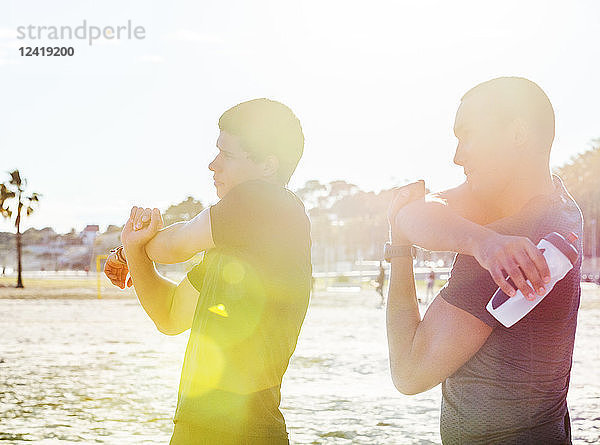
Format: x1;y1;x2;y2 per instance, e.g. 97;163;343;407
131;206;215;264
104;207;214;288
394;186;550;299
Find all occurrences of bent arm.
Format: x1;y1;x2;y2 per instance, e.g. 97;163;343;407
386;183;493;395
395;197;496;255
396;187;551;299
124;246;200;335
386;256;492;395
158;277;200;335
124;245;177;331
144;207;215;264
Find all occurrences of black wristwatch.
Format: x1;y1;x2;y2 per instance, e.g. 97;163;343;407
383;242;416;262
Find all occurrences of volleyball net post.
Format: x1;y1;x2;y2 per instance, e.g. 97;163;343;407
96;254;108;299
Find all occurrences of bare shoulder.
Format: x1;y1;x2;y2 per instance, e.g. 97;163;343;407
431;183;489;224
432;183;468;207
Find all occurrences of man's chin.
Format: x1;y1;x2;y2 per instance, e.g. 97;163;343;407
214;184;227;199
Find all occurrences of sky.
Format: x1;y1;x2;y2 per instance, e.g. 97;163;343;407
1;0;599;233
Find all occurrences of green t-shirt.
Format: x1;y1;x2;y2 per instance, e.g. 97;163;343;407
173;180;312;439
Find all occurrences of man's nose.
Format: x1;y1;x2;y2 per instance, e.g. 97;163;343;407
453;144;465;167
208;156;218;172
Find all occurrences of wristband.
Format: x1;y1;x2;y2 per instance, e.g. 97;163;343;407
383;242;416;262
110;245;127;264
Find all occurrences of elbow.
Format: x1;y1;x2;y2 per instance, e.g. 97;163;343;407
390;364;427;395
154;320;181;336
391;374;421;395
392;379;422;396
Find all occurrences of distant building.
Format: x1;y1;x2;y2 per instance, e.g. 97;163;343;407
81;225;99;245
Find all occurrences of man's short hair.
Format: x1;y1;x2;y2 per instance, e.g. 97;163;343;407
462;77;555;150
218;98;304;185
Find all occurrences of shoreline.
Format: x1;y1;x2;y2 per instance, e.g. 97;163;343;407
1;283;598;307
0;287;136;299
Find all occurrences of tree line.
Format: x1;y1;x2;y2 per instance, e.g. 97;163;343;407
2;140;599;287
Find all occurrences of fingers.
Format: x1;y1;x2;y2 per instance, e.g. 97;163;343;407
134;208;152;230
126;206;137;232
502;257;536;301
130;207;157;231
524;242;551;285
490;266;516;297
503;239;550;300
130;206;139;230
133;207;144;230
481;235;551;301
388;180;425;221
514;249;545;297
142;208;152;227
123;206;162;249
148;208;163;232
155;208;164;230
135;208;163;233
129;206;150;230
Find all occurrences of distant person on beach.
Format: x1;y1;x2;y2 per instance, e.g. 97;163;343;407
375;261;385;302
104;99;311;445
425;269;435;302
385;77;582;444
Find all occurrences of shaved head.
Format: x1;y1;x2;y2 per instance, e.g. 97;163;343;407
461;77;555;152
453;77;556;202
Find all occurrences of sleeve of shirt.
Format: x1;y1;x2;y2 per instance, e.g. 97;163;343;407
438;254;502;328
186;254;209;293
209;181;267;250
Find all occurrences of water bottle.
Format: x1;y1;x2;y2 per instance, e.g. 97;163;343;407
486;232;579;328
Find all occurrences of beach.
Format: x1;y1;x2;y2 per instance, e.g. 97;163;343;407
1;283;599;444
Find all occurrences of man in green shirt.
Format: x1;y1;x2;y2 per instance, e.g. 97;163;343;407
104;99;312;444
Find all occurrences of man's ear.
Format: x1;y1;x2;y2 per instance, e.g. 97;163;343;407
262;155;279;178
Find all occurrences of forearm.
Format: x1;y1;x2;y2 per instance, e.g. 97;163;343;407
386;257;422;393
144;222;190;264
396;199;495;254
124;245;177;329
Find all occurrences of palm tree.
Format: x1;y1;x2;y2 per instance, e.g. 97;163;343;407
0;170;41;288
